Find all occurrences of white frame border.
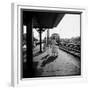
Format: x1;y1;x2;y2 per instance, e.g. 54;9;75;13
11;3;87;87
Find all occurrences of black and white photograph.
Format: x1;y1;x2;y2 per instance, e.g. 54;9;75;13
21;9;81;78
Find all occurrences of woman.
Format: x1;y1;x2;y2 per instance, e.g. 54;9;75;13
51;38;58;57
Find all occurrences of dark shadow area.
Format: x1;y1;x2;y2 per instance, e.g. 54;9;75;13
41;56;58;67
33;61;43;76
23;61;43;78
33;61;39;69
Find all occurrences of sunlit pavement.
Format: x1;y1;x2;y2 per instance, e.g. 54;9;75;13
33;45;81;76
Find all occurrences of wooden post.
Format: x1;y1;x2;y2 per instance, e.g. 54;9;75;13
39;28;42;53
47;29;49;46
23;16;34;78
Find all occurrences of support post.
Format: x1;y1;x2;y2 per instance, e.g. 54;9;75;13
39;28;42;53
37;28;45;53
23;16;34;78
47;29;49;46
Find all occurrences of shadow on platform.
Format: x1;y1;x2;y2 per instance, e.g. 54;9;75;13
41;56;58;67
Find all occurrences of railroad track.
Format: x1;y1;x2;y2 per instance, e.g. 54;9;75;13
59;45;80;58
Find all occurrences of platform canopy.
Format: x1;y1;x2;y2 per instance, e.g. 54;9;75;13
23;11;65;29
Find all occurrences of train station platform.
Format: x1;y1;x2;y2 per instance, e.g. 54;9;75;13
33;45;81;77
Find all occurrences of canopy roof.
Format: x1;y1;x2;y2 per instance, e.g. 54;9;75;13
23;11;65;29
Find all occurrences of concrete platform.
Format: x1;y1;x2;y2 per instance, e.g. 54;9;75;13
33;45;81;77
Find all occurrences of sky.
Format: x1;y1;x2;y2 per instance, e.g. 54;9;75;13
33;14;80;40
